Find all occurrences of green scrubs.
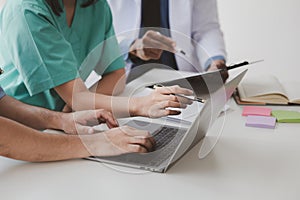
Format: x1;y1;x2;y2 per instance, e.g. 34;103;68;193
0;0;125;111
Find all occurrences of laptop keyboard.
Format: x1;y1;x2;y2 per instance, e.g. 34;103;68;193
91;124;186;168
152;126;179;150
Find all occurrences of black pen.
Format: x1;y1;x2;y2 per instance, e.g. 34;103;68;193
146;84;205;103
226;59;264;70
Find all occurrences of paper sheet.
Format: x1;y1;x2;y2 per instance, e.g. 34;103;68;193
164;101;204;125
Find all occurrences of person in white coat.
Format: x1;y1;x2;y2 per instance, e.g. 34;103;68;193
107;0;228;82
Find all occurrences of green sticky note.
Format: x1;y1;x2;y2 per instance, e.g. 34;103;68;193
272;110;300;123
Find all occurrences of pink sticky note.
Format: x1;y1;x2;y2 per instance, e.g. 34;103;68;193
242;106;272;116
245;115;276;129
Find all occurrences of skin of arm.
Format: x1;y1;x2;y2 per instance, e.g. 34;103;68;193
55;77;193;118
0;117;155;162
92;68;126;96
0;95;119;134
0;117;90;162
0;94;155;161
0;95;64;130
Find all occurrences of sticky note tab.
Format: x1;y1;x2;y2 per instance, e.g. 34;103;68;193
272;110;300;123
245;115;276;129
242;106;272;116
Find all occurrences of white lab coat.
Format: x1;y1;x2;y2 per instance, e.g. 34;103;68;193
107;0;226;73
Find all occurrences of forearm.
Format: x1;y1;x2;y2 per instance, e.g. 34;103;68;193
56;78;191;119
71;91;136;118
0;96;63;130
94;68;126;96
56;77;135;117
0;117;90;162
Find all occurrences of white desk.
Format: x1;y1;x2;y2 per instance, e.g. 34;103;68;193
1;68;300;200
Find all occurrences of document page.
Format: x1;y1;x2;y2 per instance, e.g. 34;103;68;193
281;81;300;103
164;101;204;124
238;74;287;99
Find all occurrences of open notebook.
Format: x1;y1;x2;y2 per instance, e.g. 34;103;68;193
235;74;300;105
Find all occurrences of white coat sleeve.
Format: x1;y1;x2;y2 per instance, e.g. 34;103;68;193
192;0;227;70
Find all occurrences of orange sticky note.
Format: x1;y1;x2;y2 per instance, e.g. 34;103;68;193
242;106;272;116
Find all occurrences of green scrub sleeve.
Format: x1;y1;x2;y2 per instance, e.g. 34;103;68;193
2;8;79;96
93;4;125;76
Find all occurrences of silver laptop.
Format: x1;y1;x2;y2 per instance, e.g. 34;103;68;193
88;70;247;173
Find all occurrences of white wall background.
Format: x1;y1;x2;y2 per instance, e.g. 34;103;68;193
217;0;300;80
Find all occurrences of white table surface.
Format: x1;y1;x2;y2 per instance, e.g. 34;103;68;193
1;67;300;200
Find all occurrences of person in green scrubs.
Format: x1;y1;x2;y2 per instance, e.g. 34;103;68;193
0;0;192;118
